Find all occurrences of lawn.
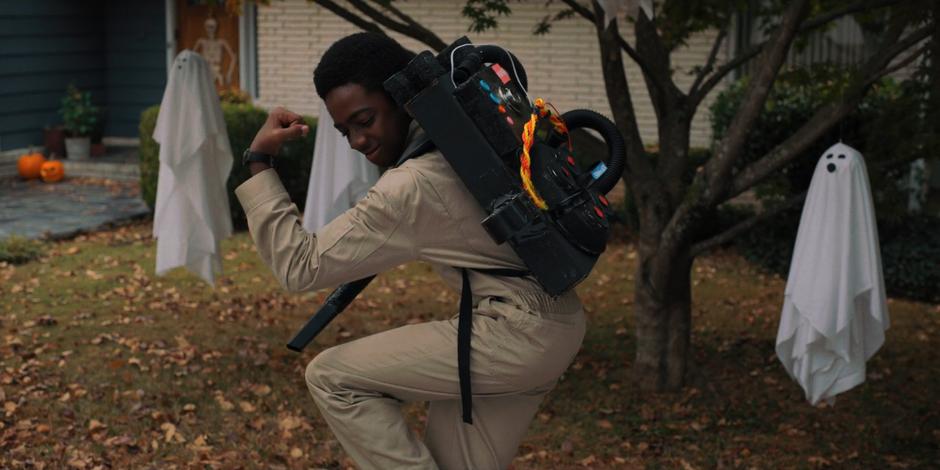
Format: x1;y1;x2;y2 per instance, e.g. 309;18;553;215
1;221;937;469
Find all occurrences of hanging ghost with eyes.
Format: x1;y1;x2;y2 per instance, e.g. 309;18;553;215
775;142;889;405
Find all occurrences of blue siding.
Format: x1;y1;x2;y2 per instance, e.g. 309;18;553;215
104;0;166;137
0;0;106;150
0;0;166;150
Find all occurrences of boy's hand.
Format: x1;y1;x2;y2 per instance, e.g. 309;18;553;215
249;107;311;156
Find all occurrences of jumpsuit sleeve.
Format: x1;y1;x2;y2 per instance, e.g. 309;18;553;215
235;168;420;292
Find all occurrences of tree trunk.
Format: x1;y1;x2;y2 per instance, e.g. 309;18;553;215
633;237;694;391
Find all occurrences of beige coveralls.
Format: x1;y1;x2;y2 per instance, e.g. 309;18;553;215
235;123;586;469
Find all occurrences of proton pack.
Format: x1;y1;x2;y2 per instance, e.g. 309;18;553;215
384;36;626;295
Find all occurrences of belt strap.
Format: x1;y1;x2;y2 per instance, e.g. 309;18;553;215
457;266;529;424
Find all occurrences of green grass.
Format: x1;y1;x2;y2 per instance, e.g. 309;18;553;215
1;222;937;469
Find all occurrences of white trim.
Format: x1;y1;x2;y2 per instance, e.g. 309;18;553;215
165;0;177;78
239;1;259;98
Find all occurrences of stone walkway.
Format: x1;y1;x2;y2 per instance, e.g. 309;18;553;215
0;177;150;240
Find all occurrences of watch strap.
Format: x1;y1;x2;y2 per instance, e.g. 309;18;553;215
242;149;275;167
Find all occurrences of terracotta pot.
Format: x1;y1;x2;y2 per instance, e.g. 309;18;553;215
43;126;66;159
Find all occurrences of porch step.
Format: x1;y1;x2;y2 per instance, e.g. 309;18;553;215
0;146;140;181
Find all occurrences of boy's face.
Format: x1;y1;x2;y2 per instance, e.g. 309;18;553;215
325;83;411;168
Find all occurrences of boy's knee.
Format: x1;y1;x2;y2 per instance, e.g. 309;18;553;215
304;348;339;393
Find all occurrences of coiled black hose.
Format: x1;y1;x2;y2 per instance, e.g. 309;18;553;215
560;109;626;195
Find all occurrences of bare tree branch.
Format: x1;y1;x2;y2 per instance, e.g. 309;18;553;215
703;0;810;204
367;0;418;27
690;190;807;257
347;0;447;50
688;26;728;98
586;0;662;203
728;24;931;200
310;0;384;34
635;8;686;115
561;0;666;95
873;42;930;81
689;0;903;108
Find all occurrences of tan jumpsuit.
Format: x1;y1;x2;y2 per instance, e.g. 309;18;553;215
235;123;585;469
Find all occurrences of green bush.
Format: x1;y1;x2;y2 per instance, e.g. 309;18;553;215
140;104;317;229
880;216;940;303
0;236;43;265
710;67;937;302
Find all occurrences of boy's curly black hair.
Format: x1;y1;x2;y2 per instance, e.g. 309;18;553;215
313;32;415;100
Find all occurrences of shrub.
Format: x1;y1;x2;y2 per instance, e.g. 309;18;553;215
0;236;43;265
140;104;317;229
880;216;940;303
60;84;101;137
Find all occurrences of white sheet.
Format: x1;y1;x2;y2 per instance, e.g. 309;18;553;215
153;50;233;285
302;100;380;232
776;142;889;405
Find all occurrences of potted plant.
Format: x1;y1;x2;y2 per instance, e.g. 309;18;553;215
59;85;100;161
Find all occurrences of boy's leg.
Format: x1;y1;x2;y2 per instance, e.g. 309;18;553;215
305;314;502;470
304;304;583;470
422;384;554;470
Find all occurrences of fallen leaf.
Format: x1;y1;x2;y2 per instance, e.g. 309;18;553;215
579;454;597;466
279;415;303;431
239;401;256;413
88;419;107;432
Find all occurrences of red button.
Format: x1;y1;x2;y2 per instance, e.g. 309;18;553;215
593;206;604;218
566;156;576;166
599;195;609;206
498;105;506;114
491;63;511;84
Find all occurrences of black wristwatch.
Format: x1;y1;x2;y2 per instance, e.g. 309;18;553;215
242;149;275;167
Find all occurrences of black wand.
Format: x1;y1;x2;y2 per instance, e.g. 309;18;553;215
286;275;376;352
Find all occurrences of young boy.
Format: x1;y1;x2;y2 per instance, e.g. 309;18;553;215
235;32;585;469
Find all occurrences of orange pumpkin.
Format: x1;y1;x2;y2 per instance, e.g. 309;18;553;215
17;150;46;180
40;160;65;183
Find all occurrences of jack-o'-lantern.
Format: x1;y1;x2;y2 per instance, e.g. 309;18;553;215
40;160;65;183
17;149;46;180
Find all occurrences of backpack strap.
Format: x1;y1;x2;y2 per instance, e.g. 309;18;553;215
394;136;436;168
457;266;529;424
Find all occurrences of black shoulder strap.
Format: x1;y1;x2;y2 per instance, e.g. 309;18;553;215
394;137;436;168
456;266;529;424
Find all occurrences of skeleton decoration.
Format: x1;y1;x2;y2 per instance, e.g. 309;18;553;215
194;17;237;88
775;142;889;405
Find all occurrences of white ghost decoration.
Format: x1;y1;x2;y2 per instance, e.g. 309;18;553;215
152;50;233;284
776;142;889;405
302;100;379;233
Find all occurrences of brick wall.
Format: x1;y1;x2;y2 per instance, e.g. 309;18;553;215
255;0;729;148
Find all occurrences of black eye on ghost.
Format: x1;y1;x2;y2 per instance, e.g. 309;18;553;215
825;153;846;173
